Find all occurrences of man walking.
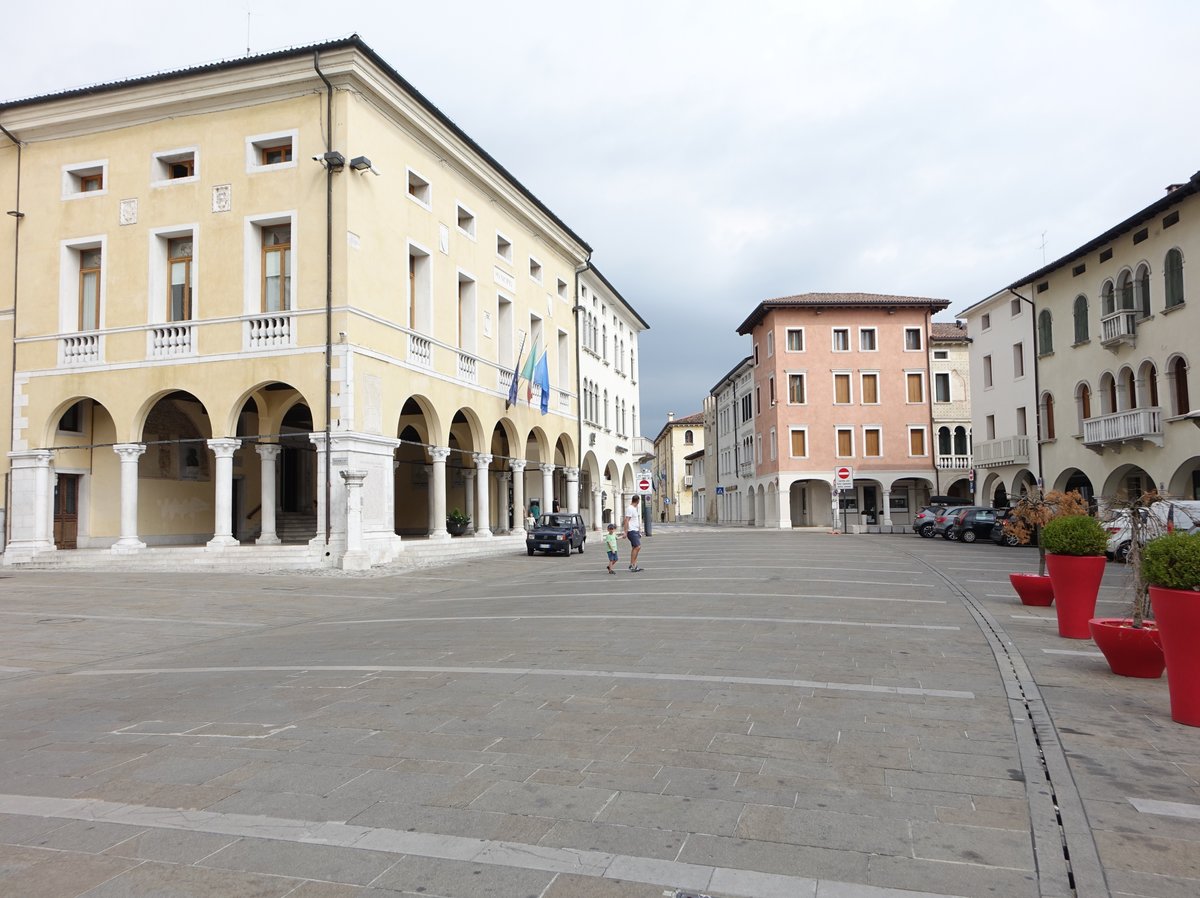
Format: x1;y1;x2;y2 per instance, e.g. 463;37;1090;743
622;494;644;572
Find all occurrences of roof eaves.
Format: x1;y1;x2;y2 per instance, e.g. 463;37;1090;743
586;264;650;330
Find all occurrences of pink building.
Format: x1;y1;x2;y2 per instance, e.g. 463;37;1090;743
735;293;951;528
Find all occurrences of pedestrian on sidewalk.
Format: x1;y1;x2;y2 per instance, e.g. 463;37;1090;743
604;523;619;575
622;494;644;572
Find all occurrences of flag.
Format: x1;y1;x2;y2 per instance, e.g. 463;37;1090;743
521;339;539;404
506;334;527;410
534;349;550;414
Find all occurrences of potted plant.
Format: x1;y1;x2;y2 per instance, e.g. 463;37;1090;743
1144;531;1200;726
446;508;471;537
1042;513;1109;639
1003;489;1089;606
1088;491;1165;678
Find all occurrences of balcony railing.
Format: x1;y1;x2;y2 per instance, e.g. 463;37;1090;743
1083;407;1162;447
682;474;694;487
1100;310;1137;347
60;334;100;366
558;390;571;412
498;368;514;393
456;351;478;384
149;324;195;358
936;454;972;470
974;436;1030;468
245;313;293;349
632;436;654;460
408;334;432;368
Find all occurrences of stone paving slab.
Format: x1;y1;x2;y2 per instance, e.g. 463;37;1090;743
0;531;1197;897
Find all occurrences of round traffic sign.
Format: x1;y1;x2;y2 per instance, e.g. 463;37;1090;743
836;466;852;481
638;477;652;492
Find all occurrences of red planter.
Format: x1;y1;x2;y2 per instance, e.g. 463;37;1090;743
1088;618;1164;678
1150;586;1200;726
1045;554;1107;638
1009;572;1054;606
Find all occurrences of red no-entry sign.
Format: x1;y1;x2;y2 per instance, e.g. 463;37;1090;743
834;466;854;491
637;477;653;494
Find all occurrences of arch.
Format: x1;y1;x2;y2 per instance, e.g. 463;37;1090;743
684;429;694;445
1101;464;1154;500
767;480;778;527
1136;359;1159;409
523;425;551;464
132;389;213;447
1135;261;1152;317
1099;371;1117;415
1101;279;1115;316
937;426;952;456
1040;392;1055;441
395;403;437;537
448;408;484;455
397;395;440;446
1164;247;1185;309
1167;353;1191;416
1011;469;1038;499
553;432;576;467
1117;366;1137;411
944;477;970;499
1072;295;1089;344
488;417;520;459
1037;308;1053;356
981;472;1005;508
217;381;316;442
1053;468;1095;504
1074;381;1092;435
1116;268;1135;311
953;425;968;456
1168;456;1200;500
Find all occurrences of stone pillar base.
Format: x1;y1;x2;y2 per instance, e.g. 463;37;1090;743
341;550;371;571
256;534;282;546
205;536;240;550
111;539;146;555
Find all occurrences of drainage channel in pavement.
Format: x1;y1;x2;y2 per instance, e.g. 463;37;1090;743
900;546;1111;898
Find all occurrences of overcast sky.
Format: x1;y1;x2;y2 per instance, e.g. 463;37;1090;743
7;1;1200;433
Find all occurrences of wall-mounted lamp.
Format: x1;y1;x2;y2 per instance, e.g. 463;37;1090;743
349;155;380;176
312;151;346;172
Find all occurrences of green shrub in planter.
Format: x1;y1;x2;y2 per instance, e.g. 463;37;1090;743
1142;532;1200;591
1041;514;1108;556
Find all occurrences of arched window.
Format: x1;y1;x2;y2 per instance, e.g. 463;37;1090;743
1041;393;1055;441
1076;383;1092;433
684;430;694;445
1120;368;1137;410
1140;362;1159;408
953;426;968;455
1136;263;1151;317
1100;373;1117;414
1171;356;1190;415
1117;270;1134;311
1037;309;1053;355
1101;280;1115;316
1165;248;1185;308
1073;295;1089;344
938;426;952;455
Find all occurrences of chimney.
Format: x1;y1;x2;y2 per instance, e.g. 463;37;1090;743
667;411;675;422
1166;183;1186;193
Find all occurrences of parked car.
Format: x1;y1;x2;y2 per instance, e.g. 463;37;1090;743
913;497;973;537
991;509;1026;547
934;507;975;540
1103;501;1200;562
946;506;1001;543
526;513;587;556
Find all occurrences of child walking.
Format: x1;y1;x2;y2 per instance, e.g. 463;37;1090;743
604;523;619;575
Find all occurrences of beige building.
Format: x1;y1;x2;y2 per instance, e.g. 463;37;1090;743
1007;171;1200;503
930;321;973;499
652;411;704;522
0;37;621;568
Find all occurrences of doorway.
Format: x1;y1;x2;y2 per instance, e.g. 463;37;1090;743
54;474;80;549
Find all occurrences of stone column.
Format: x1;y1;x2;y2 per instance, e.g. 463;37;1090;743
340;469;370;570
255;444;281;545
428;447;450;540
497;471;511;533
5;451;56;559
509;459;527;535
112;443;147;553
207;438;241;549
463;469;477;534
540;463;555;514
565;467;580;514
474;453;493;538
881;488;893;526
591;487;603;530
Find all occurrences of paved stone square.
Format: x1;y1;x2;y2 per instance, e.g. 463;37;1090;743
0;528;1197;897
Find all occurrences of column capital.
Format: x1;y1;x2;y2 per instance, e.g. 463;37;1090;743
474;453;494;468
428;446;451;463
564;467;580;480
508;458;527;473
113;443;147;461
339;469;368;487
207;437;242;458
539;462;556;475
256;443;282;461
463;468;477;481
8;449;54;467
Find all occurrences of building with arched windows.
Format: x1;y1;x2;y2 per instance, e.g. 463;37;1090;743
981;170;1200;506
652;411;704;522
0;37;648;568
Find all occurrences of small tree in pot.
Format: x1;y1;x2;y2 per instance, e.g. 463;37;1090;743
1144;531;1200;725
1003;489;1089;605
1042;513;1109;639
446;508;471;536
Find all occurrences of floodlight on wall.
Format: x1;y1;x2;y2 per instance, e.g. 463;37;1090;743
312;151;346;172
349;155;380;176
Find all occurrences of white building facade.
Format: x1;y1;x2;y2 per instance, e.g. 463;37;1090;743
930;322;974;499
962;290;1042;507
577;266;651;529
710;357;755;525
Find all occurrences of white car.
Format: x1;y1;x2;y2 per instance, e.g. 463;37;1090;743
1102;500;1200;562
